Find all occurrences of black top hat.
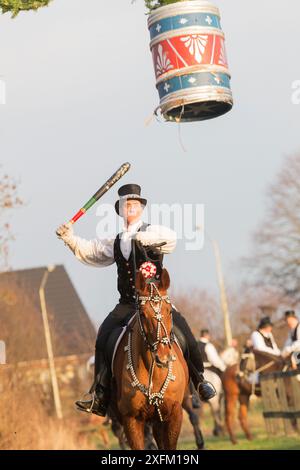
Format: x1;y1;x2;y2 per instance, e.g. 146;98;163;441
200;329;210;336
115;184;147;216
258;316;273;329
284;310;297;319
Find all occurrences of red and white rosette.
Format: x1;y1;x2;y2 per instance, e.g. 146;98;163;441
139;262;157;280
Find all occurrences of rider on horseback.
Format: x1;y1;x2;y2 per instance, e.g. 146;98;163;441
250;316;281;356
198;329;226;378
56;184;216;416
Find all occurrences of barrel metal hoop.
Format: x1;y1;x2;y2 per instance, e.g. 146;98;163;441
156;64;231;85
148;1;220;27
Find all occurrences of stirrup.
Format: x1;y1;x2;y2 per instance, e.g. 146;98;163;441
197;381;217;401
86;392;96;413
75;391;95;412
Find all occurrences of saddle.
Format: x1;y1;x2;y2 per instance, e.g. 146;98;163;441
105;315;187;376
105;314;137;375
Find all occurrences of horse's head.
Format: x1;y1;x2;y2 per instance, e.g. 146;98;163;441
136;268;173;368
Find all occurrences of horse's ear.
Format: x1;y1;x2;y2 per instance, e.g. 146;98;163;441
135;270;146;293
160;269;170;291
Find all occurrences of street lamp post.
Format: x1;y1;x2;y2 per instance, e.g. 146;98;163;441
39;265;63;419
196;226;233;347
211;240;233;348
0;340;6;365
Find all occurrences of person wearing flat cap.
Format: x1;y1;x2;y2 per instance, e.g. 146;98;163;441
282;310;300;357
250;316;281;356
56;184;216;417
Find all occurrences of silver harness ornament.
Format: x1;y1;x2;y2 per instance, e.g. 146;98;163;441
124;282;176;422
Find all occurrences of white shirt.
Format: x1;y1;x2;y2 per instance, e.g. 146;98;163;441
62;220;177;267
220;347;239;367
251;330;281;356
200;337;226;372
283;324;300;354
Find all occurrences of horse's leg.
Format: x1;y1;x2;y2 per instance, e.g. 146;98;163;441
144;422;157;450
184;402;205;450
110;415;128;449
152;422;164;450
123;417;145;450
225;394;238;445
238;394;253;441
209;397;224;437
162;402;183;450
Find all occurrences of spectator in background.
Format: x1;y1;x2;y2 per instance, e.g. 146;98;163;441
250;316;281;356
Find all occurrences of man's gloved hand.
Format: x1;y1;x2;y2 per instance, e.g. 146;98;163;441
135;231;166;250
56;222;73;241
135;231;158;247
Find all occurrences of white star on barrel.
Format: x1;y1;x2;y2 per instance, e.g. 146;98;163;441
164;82;171;93
205;15;213;25
156;23;162;33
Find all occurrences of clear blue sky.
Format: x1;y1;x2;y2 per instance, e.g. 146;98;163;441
0;0;299;327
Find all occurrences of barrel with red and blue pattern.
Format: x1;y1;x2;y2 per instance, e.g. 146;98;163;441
148;1;233;122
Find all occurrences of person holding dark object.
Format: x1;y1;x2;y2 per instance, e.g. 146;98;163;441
250;316;281;356
56;184;216;416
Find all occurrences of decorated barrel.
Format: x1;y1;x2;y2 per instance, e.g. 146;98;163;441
148;0;233;122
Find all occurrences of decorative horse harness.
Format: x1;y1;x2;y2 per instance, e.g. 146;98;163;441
124;282;177;422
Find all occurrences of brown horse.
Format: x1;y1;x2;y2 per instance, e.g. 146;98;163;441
111;269;189;450
222;349;293;444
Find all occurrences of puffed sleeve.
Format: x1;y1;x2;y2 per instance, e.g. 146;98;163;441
63;233;115;267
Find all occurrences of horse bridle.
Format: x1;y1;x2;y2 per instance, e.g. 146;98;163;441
137;282;173;361
125;281;177;422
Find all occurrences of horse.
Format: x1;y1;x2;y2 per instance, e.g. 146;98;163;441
222;349;294;444
111;268;189;450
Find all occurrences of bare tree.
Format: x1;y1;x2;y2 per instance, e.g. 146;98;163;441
172;288;224;345
0;168;23;270
245;154;300;304
228;284;291;348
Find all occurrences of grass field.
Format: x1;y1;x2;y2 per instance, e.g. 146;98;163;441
178;433;300;450
179;400;300;450
93;399;300;450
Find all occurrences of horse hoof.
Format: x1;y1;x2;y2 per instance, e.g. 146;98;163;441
197;445;206;451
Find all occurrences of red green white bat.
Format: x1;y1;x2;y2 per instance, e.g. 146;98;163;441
69;162;131;224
